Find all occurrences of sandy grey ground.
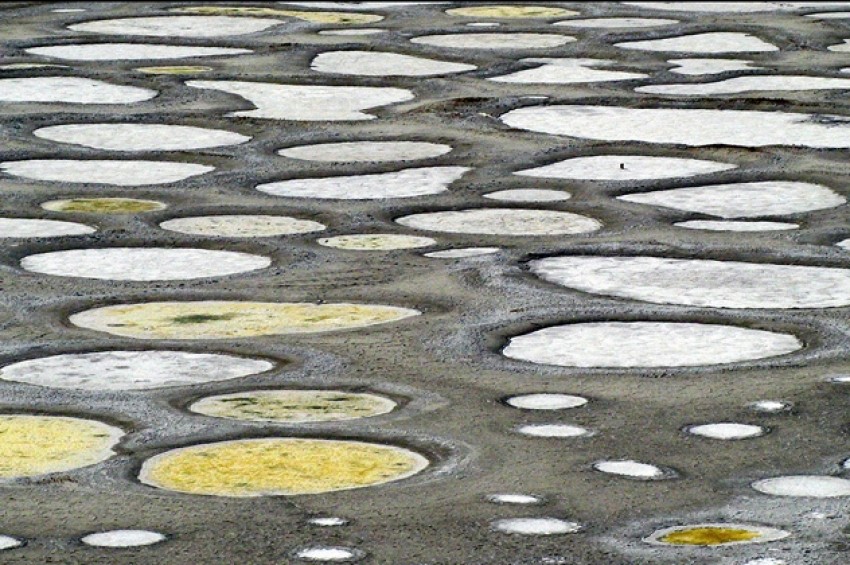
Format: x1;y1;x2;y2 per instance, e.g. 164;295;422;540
0;2;849;564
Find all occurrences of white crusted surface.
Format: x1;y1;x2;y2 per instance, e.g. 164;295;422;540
410;33;573;49
516;423;592;437
295;547;358;561
530;256;850;309
1;160;213;186
623;2;806;12
501;105;850;148
318;28;385;35
593;460;665;478
311;51;476;76
675;220;798;231
81;530;166;547
515;155;734;180
492;518;581;535
160;215;325;237
279;141;451;162
69;16;283;37
616;32;777;53
0;218;95;238
486;493;542;504
752;475;850;497
26;43;251;61
0;77;156;104
0;350;273;391
503;322;802;368
687;422;765;439
258;167;468;199
34;124;249;151
21;248;270;281
506;393;588;410
748;400;792;413
396;208;602;235
0;536;22;550
668;58;760;75
639;75;850;95
186;81;414;120
483;189;571;202
490;58;647;83
619;181;845;218
829;39;850;52
424;247;499;258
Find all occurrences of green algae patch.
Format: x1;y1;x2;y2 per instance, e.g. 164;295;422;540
171;6;383;24
446;5;576;18
136;66;212;75
69;301;420;339
189;390;397;423
0;415;122;479
42;197;166;214
646;523;789;547
139;438;428;496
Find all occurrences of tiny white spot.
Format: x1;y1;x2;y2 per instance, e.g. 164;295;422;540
686;423;765;440
296;546;359;561
308;517;349;527
492;517;581;535
81;529;165;548
516;424;592;438
593;459;668;479
486;493;543;505
506;393;588;411
748;400;792;413
424;247;499;258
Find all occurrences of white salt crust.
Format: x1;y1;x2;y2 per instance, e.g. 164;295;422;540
500;105;850;148
25;43;251;61
675;220;798;232
668;58;760;75
748;400;792;413
529;256;850;309
516;424;593;438
186;81;414;120
34;124;249;151
0;160;213;186
644;523;790;546
686;422;765;440
555;17;677;28
69;16;284;37
0;350;274;391
308;517;349;527
396;208;602;236
506;393;588;410
318;29;386;35
484;189;571;202
838;239;850;250
21;248;270;281
503;322;802;368
515;155;735;181
492;518;581;535
423;247;500;258
742;559;787;565
466;23;501;27
278;141;452;162
829;40;850;52
81;530;166;548
639;75;850;96
623;2;820;13
0;536;22;550
809;12;850;19
257;167;469;199
0;77;156;104
160;215;326;237
486;493;542;504
593;460;666;479
619;181;844;218
311;51;476;76
0;218;95;238
616;32;777;53
295;546;359;561
489;58;648;84
410;33;574;50
752;475;850;497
